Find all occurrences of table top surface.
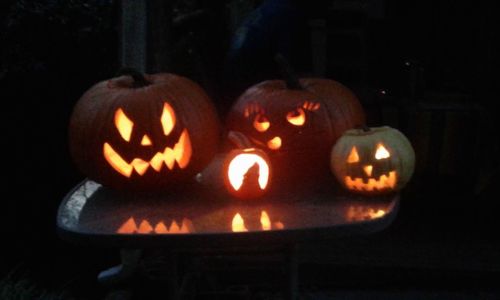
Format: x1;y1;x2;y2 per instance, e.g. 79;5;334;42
57;179;399;248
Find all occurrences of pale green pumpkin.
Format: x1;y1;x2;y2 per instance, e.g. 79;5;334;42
331;126;415;195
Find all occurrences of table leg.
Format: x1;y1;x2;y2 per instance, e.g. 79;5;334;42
98;249;142;285
285;244;299;300
164;250;180;300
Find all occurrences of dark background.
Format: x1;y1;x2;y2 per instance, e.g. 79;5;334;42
2;0;499;299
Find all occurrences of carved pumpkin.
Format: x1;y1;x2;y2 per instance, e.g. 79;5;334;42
221;131;272;199
223;147;272;199
226;54;365;182
330;126;415;195
69;69;220;191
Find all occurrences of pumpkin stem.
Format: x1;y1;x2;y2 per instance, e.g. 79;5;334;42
228;131;254;149
116;67;150;88
274;53;302;90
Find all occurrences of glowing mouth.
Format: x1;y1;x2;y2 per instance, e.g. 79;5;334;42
250;137;282;151
345;171;397;192
103;129;192;177
267;136;282;150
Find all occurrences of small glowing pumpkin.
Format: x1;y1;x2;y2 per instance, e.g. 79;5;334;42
330;126;415;195
222;147;272;199
222;131;272;199
69;69;220;191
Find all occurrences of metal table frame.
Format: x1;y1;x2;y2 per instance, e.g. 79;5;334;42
57;180;399;299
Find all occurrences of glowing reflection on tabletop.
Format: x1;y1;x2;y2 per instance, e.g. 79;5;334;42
58;180;398;236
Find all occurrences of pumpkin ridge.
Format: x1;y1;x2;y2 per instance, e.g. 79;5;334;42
163;81;195;157
330;126;415;195
164;74;219;172
74;84;124;176
149;83;173;188
69;72;220;190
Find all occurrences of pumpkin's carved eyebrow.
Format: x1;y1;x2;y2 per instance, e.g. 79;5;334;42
244;103;265;118
302;101;321;111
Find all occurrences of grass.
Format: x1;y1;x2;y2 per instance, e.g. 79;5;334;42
0;266;76;300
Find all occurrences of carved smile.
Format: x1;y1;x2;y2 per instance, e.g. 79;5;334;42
345;171;397;192
250;137;282;151
103;129;192;177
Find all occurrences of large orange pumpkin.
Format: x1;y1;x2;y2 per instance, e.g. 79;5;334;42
69;69;220;191
226;55;366;182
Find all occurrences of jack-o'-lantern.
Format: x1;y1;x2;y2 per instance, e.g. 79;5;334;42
226;54;365;181
69;68;220;191
222;131;272;199
223;147;271;199
330;126;415;195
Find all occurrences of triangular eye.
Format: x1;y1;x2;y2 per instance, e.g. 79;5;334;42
115;108;134;142
161;102;176;136
347;147;359;163
375;143;390;159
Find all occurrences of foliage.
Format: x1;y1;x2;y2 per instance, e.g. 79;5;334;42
0;269;75;300
2;0;116;77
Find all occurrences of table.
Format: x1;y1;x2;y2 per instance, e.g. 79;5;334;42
57;179;399;299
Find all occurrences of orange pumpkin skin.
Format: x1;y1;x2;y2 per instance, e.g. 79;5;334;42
226;78;365;181
69;72;220;191
222;148;272;199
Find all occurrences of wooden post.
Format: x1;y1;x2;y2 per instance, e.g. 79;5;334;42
309;19;327;76
120;0;173;73
120;0;147;72
146;0;173;73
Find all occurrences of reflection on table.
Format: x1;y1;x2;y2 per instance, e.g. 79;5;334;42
58;180;398;240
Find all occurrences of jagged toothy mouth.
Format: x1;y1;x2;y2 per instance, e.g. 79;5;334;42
345;171;397;191
103;129;192;177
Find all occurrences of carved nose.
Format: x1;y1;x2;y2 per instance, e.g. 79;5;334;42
363;165;373;176
141;134;152;146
